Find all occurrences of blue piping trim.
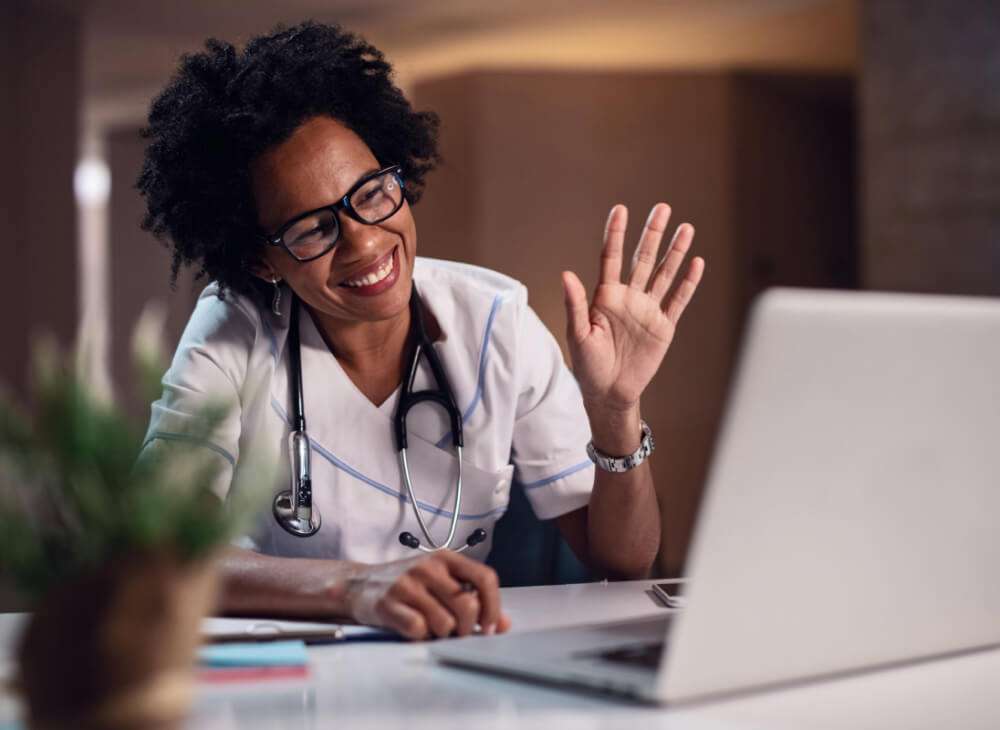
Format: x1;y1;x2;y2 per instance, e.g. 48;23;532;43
270;398;506;521
519;460;593;490
436;294;504;448
142;431;236;467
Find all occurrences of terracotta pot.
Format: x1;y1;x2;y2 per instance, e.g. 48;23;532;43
16;552;219;730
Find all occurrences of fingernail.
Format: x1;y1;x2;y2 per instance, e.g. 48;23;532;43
484;623;496;635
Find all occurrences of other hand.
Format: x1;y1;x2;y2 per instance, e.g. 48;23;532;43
345;551;511;640
562;203;704;413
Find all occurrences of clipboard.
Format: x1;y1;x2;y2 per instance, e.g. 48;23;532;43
202;617;346;645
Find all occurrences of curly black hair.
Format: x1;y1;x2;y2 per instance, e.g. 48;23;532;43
137;21;440;299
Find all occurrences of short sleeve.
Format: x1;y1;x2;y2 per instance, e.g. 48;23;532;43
138;286;257;501
509;288;594;520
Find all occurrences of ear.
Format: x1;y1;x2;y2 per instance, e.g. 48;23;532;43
250;256;280;283
252;268;279;283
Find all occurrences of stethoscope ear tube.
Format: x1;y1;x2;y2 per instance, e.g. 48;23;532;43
399;291;464;449
397;445;463;551
399;527;488;553
394;288;481;553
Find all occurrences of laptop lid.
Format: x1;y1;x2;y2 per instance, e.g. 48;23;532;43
661;289;1000;702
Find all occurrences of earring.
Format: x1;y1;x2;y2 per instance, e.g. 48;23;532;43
271;275;282;316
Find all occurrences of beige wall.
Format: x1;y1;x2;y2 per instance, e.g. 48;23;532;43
0;0;81;611
106;127;200;422
861;0;1000;295
414;71;855;574
0;1;80;397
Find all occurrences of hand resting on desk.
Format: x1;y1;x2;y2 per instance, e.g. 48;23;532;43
218;547;510;641
345;551;511;640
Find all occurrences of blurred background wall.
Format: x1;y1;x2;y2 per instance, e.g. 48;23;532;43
1;0;996;578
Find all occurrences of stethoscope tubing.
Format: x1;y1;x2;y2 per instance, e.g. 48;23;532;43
274;287;483;552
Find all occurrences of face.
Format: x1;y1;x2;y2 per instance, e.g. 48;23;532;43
250;116;416;325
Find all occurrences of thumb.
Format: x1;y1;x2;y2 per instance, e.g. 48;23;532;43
561;271;590;343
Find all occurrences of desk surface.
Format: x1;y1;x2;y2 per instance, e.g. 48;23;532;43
2;579;999;729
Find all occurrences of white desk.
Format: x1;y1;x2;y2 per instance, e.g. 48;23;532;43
3;579;999;729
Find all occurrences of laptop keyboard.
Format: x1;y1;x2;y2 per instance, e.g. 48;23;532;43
590;641;665;670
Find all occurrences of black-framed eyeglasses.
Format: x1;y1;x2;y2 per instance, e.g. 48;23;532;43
263;165;405;262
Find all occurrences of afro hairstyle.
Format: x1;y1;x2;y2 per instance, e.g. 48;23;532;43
137;21;440;300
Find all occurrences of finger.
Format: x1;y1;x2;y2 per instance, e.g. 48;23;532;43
417;564;481;637
562;271;590;344
449;592;481;637
442;553;502;634
377;599;428;641
390;575;456;639
664;256;705;324
628;203;671;290
649;223;695;303
599;205;628;285
497;613;512;634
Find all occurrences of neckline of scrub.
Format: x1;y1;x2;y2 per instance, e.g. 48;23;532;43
298;305;404;414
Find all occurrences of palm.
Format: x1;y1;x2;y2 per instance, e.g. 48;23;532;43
563;204;704;411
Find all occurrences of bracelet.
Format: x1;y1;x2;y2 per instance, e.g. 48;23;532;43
586;420;655;473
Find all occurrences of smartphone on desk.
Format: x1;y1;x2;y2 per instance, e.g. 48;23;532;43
652;581;687;609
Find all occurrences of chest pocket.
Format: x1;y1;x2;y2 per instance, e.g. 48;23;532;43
439;460;513;560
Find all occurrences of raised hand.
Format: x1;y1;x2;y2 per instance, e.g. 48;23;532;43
561;203;704;415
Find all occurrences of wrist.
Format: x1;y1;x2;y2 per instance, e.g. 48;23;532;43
320;560;367;620
584;400;643;455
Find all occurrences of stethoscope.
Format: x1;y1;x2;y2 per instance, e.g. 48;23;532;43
272;287;488;553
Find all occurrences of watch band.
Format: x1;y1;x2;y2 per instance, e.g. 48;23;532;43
586;420;655;473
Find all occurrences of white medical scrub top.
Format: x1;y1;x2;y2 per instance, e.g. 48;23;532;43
141;257;595;564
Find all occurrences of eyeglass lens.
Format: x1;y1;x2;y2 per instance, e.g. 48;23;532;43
282;170;403;260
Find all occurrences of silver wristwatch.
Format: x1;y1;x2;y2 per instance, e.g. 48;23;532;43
586;420;655;473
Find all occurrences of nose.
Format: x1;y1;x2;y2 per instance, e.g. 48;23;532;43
334;211;383;262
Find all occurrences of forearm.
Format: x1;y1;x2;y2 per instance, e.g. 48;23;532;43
216;546;363;620
215;546;509;640
585;403;661;578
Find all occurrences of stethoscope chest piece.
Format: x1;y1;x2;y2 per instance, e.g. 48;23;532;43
273;488;322;537
272;295;322;538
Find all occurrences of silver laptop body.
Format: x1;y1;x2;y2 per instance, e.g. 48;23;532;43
432;288;1000;703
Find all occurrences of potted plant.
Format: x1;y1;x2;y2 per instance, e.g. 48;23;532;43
0;326;265;730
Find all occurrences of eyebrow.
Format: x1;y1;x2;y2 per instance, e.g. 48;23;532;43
274;166;384;233
346;167;382;194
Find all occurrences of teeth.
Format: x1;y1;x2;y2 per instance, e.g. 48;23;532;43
344;252;394;288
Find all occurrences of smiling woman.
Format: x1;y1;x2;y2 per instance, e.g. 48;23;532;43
137;21;703;641
250;118;417;336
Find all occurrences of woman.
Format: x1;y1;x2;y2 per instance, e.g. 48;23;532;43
138;22;704;640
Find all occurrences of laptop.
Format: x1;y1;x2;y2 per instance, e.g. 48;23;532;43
432;288;1000;703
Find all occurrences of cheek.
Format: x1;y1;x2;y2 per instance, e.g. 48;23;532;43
282;258;332;297
397;211;418;258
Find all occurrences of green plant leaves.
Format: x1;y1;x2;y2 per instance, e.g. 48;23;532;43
0;330;265;601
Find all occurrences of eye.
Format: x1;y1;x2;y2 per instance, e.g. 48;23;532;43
284;212;337;247
361;182;387;202
291;225;322;244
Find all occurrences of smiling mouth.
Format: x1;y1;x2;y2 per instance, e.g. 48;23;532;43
339;247;396;288
335;246;401;297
